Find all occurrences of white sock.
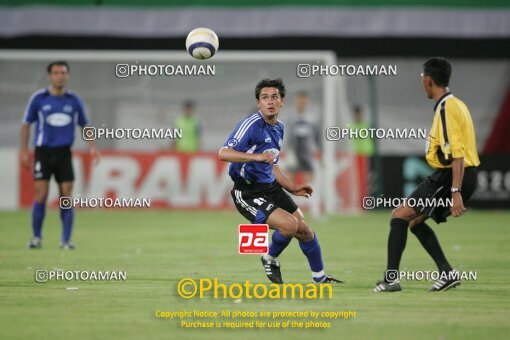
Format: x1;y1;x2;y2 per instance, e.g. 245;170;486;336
263;253;277;261
312;270;325;281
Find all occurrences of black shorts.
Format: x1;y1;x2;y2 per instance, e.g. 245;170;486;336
33;146;75;183
408;167;478;224
231;181;299;224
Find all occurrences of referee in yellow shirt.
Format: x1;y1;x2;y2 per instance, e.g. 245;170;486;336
374;57;480;293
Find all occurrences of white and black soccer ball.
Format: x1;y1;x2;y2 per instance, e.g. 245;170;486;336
185;28;219;60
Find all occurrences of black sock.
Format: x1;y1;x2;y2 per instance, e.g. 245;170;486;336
387;218;409;274
411;222;452;273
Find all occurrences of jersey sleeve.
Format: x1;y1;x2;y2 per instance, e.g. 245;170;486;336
22;93;39;125
441;101;465;159
272;122;284;165
223;116;257;151
75;96;90;127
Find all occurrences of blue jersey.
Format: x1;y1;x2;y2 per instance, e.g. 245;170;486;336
223;111;284;184
22;88;89;148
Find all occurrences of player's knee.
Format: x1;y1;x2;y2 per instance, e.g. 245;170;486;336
408;216;426;229
34;191;48;203
299;226;314;241
391;207;410;220
391;206;417;224
294;212;306;227
295;217;313;241
59;184;73;197
59;190;72;197
281;215;298;237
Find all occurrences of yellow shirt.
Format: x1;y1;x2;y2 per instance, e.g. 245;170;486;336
175;116;200;152
351;121;375;156
425;93;480;169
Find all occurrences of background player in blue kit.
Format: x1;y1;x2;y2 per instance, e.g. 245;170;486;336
219;78;342;284
20;61;100;249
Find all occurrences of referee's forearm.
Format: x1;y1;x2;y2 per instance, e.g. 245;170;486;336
451;157;465;189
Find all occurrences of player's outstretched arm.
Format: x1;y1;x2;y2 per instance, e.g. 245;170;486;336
274;164;313;198
20;123;31;169
218;147;273;164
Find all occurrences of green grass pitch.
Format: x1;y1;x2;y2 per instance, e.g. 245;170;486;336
0;210;509;339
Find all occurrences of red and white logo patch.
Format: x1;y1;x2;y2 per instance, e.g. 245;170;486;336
238;224;269;254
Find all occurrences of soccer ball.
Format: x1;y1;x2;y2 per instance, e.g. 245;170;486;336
185;28;219;60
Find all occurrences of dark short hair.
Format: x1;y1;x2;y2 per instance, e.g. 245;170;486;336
353;104;362;113
296;90;308;97
255;78;286;100
423;57;451;87
183;100;195;109
47;61;70;74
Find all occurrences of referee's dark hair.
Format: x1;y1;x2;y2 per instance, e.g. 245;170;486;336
255;78;286;100
47;61;70;74
423;58;451;87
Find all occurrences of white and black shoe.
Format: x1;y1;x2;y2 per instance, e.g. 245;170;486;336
260;255;283;284
428;270;461;292
314;274;344;284
373;279;402;292
60;241;76;250
27;237;42;249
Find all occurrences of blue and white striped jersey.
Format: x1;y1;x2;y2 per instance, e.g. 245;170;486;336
22;88;89;148
223;111;284;184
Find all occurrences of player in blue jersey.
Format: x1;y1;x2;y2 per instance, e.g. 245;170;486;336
20;61;100;250
219;78;342;284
